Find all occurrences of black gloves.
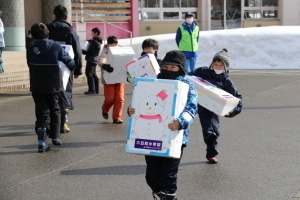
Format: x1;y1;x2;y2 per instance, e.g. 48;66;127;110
225;110;235;118
102;64;114;73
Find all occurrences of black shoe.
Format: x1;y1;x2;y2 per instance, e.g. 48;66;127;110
38;144;51;153
207;157;218;164
52;139;62;145
84;91;96;95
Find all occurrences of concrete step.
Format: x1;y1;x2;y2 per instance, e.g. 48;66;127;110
0;74;91;93
0;72;29;83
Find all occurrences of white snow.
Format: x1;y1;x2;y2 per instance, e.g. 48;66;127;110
118;26;300;70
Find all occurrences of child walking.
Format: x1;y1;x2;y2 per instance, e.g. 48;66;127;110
189;48;243;163
129;50;198;200
26;23;75;152
98;36;124;124
82;27;102;95
127;38;161;84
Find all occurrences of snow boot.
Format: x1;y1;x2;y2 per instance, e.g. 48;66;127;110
37;127;51;153
60;109;70;133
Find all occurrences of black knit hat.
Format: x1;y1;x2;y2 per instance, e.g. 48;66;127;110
161;50;187;74
210;48;230;72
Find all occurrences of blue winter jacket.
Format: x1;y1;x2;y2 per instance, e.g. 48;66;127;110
175;75;198;146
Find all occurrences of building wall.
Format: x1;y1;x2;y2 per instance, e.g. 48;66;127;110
139;22;182;36
244;20;280;27
279;0;300;25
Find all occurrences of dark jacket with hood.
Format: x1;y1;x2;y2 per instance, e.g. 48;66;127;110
47;20;82;109
82;37;102;64
47;20;82;76
26;39;75;94
189;67;243;117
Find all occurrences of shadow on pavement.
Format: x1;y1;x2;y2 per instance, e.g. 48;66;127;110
60;164;146;176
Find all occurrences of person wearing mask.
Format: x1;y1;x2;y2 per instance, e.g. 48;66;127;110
175;12;200;72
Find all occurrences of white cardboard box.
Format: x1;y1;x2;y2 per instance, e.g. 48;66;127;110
59;44;74;90
125;78;189;158
125;54;160;80
80;40;90;51
186;75;240;116
103;46;135;84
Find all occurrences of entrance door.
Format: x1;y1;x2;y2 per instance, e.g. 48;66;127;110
211;0;241;30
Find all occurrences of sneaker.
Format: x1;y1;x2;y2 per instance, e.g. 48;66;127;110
38;144;51;153
207;157;218;164
84;91;96;95
102;111;109;120
113;119;123;124
52;139;62;145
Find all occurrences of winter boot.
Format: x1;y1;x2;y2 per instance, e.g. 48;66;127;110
152;191;161;200
37;127;51;153
159;191;177;200
60;109;70;133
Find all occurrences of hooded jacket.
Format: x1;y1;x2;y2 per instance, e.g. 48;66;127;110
26;39;75;94
82;37;102;63
47;20;82;76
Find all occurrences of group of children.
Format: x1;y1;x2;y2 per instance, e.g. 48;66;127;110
27;23;242;199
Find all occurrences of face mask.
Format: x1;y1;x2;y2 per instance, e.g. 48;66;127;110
157;69;185;80
186;18;193;24
214;69;225;74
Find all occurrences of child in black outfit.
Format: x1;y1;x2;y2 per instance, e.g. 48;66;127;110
26;23;75;152
83;27;102;94
189;48;243;163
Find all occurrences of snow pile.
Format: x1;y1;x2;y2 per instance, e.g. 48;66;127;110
118;26;300;70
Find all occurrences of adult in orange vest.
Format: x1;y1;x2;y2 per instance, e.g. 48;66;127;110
175;12;200;72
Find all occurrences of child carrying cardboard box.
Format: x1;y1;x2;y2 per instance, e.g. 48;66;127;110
189;48;243;164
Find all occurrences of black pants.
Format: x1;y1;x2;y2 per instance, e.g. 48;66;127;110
85;62;99;93
32;92;61;139
198;105;220;158
145;146;184;194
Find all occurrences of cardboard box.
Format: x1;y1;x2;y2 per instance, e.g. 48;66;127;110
59;44;74;90
61;44;74;59
125;54;160;80
80;40;90;51
125;78;189;158
186;75;240;116
103;46;135;84
58;61;70;90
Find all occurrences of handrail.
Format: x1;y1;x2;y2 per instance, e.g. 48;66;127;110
74;13;133;46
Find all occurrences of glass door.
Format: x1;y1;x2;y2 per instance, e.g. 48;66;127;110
211;0;241;30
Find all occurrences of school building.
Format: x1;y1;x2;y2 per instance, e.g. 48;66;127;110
0;0;299;51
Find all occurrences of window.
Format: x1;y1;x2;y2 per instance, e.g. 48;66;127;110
244;0;278;19
139;12;159;20
163;0;180;8
139;0;197;21
262;0;278;6
163;12;179;19
245;10;261;19
181;0;197;7
143;0;159;8
263;10;277;18
245;0;261;7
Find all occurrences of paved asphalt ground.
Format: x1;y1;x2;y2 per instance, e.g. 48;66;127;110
0;70;300;200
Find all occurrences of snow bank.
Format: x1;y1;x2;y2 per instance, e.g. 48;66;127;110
118;26;300;70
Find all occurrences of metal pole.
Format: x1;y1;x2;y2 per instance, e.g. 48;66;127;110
224;0;226;29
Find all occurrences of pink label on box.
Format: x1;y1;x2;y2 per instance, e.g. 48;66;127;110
134;139;162;150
